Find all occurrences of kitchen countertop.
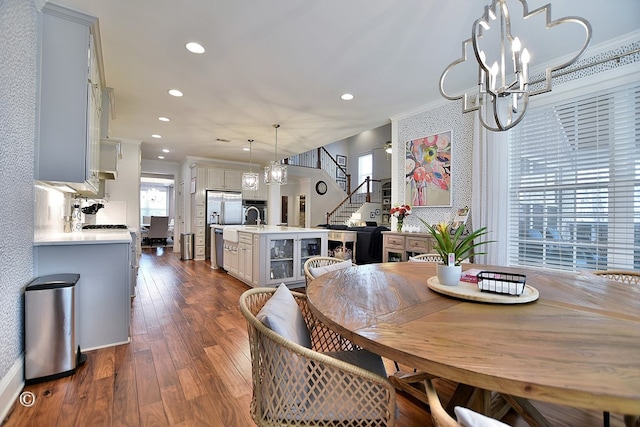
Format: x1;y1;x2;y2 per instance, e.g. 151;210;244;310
218;225;327;243
34;229;132;246
215;224;327;234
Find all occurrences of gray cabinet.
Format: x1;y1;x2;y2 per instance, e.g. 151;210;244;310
34;242;131;350
37;4;103;193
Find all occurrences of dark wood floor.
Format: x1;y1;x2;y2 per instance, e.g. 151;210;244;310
3;248;626;426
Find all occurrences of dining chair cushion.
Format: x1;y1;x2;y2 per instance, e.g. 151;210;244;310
308;259;352;279
256;283;311;349
323;348;387;378
454;406;511;427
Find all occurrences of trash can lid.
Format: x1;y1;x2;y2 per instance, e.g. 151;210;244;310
26;273;80;291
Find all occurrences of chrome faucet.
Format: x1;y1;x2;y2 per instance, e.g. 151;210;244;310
246;206;262;227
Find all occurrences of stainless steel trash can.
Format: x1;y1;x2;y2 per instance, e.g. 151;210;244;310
180;233;194;260
25;273;87;384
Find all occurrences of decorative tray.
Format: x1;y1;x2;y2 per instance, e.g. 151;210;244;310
426;276;539;304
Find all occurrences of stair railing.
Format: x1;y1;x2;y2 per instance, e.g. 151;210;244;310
287;147;351;193
325;177;382;225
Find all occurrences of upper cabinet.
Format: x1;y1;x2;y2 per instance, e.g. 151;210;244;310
37;4;104;194
99;140;121;180
208;168;243;191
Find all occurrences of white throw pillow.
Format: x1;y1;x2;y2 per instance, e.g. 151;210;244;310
454;406;511;427
308;259;352;279
256;283;311;348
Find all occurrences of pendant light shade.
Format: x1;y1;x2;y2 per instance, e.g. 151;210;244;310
242;139;259;191
264;124;287;185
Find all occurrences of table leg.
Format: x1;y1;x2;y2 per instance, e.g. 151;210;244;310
389;371;434;405
624;414;639;427
500;394;551;427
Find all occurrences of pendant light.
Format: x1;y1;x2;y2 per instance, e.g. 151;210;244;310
242;139;259;191
264;124;287;185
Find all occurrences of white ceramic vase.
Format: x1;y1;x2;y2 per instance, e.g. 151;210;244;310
437;264;462;286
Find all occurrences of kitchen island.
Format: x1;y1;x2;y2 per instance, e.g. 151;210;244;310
34;230;132;350
217;225;328;288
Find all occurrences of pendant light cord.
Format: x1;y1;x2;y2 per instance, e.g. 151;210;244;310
273;124;280;163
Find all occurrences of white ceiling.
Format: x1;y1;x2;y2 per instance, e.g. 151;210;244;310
52;0;639;165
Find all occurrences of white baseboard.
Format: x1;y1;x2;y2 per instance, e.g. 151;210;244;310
0;357;24;422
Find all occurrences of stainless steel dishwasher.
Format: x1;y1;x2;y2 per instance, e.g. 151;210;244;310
215;228;224;269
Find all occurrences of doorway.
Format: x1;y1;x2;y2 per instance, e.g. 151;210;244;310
281;196;288;225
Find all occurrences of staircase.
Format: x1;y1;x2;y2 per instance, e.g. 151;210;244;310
326;179;383;225
287;147;384;226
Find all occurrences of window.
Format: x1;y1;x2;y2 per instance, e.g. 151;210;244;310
508;81;640;271
358;153;372;193
140;177;174;224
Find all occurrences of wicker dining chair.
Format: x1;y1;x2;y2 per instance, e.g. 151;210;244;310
303;256;352;285
409;253;444;263
591;269;640;427
592;270;640;285
424;379;509;427
239;287;396;427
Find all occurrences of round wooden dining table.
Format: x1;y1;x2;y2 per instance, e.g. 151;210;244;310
306;262;640;422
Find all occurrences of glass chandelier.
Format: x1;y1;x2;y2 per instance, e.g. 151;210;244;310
242;139;259;191
439;0;591;132
264;124;287;185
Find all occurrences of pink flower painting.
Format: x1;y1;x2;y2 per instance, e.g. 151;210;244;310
405;130;452;207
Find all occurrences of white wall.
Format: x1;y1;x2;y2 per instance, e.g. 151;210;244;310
104;140;141;227
323;123;391;187
0;0;38;418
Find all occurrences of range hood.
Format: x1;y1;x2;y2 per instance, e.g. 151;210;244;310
99;140;121;180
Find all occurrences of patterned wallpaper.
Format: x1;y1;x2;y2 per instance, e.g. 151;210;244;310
393;36;640;232
395;101;475;229
0;0;37;378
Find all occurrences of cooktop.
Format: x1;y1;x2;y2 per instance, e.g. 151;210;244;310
82;224;129;230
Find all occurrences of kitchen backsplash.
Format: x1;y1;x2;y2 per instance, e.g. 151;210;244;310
34;183;68;233
35;184;129;234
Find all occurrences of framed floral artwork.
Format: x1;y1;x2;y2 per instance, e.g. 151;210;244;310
405;130;452;207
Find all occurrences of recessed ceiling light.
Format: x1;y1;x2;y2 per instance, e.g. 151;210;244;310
185;42;205;54
158;156;165;160
341;93;354;101
152;134;162;139
158;116;170;122
162;148;170;153
168;89;183;97
243;147;250;151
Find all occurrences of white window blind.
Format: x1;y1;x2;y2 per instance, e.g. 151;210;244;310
508;81;640;271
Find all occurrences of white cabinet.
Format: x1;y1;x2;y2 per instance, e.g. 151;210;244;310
242;181;268;201
237;232;254;284
224;229;328;288
193;166;207;206
223;241;239;276
207;168;243;191
37;4;103;194
207;169;225;190
258;232;328;287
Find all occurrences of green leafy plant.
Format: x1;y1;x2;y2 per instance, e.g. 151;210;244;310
419;220;492;266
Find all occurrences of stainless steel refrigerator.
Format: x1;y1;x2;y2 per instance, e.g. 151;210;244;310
205;190;242;259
